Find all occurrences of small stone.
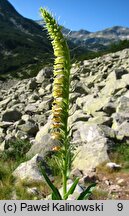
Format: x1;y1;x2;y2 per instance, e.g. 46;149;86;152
25;104;37;113
82;173;99;183
27;78;37;90
105;180;111;186
38;100;50;112
45;84;52;92
0;97;11;108
27;187;39;195
0;121;13;128
103;102;116;115
70;168;83;178
38;88;45;96
115;68;129;79
21;114;31;122
106;162;121;170
117;179;125;186
0;141;5;152
18;121;38;136
109;185;121;193
36;67;53;83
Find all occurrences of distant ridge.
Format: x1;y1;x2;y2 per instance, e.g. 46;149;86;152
36;20;129;51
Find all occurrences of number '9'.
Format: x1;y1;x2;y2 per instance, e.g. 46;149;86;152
117;203;123;211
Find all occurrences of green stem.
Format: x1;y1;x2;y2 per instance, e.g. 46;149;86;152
63;169;67;199
62;136;69;199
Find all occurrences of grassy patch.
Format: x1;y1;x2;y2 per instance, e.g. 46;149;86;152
0;160;16;200
0;139;32;199
0;156;62;200
1;139;32;161
0;138;63;199
90;188;109;200
109;142;129;171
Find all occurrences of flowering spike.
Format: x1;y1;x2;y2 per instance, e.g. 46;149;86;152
40;8;70;141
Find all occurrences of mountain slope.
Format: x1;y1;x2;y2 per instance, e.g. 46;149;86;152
0;0;53;78
0;0;87;79
63;26;129;51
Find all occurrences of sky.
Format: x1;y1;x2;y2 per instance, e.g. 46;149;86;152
8;0;129;32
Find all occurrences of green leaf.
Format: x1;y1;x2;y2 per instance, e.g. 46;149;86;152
39;165;62;200
77;183;96;200
51;192;61;200
64;177;79;200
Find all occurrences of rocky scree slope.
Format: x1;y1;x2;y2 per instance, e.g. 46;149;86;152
0;49;129;181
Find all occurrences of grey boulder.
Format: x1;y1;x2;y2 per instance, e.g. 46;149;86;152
13;154;53;183
2;109;22;122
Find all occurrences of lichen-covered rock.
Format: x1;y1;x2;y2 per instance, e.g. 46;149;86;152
68;110;89;127
88;115;112;126
0;121;13;128
72;137;109;175
26;134;60;158
116;121;129;140
34;121;51;143
116;96;129;113
83;96;110;115
25;104;38;113
36;67;53;83
0;97;11;108
13;154;53;183
27;78;37;90
18;120;39;136
71;123;110;173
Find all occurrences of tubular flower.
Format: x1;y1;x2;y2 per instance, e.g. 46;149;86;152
40;8;70;141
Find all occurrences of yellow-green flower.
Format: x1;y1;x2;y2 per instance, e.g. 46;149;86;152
40;8;70;141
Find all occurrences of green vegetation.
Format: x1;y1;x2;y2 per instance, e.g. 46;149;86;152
0;158;51;200
90;188;109;200
96;142;129;175
0;138;31;200
0;26;53;79
78;39;129;61
109;142;129;171
0;161;15;199
0;138;49;200
0;138;32;161
0;0;53;79
0;139;65;200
